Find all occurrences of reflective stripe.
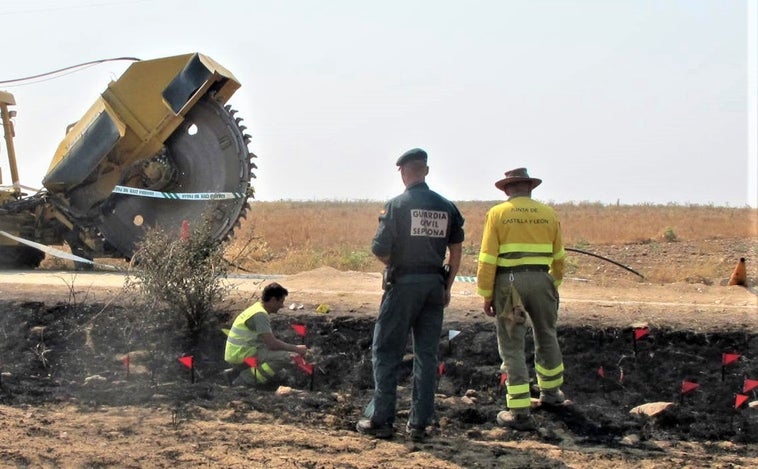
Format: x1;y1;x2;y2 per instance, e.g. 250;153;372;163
229;325;255;339
506;383;530;395
478;252;498;265
537;375;563;390
225;302;266;363
226;336;253;347
499;242;554;254
535;362;564;390
477;287;493;298
496;257;552;267
253;362;277;383
506;396;532;409
535;362;564;377
506;382;532;409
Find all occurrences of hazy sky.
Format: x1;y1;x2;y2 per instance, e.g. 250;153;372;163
2;0;756;207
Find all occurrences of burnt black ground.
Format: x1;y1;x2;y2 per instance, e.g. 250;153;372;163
0;299;756;449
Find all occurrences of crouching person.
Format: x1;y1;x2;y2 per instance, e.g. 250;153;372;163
224;282;309;386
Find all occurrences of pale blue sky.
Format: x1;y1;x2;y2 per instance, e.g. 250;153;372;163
2;0;756;207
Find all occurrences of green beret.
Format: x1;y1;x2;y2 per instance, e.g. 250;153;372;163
396;148;428;166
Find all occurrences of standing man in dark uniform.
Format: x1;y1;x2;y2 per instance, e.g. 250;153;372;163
356;148;465;441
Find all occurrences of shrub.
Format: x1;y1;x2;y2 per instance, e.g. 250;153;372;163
127;219;230;336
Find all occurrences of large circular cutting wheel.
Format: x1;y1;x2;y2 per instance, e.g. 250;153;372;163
97;97;253;259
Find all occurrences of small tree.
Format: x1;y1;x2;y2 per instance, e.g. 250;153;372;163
128;219;230;336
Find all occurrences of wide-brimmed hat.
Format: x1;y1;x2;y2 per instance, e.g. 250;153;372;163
494;167;542;191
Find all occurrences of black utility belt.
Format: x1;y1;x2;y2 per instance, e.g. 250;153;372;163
496;265;548;274
394;265;446;276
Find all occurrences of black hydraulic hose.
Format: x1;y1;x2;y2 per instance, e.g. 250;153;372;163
565;247;645;279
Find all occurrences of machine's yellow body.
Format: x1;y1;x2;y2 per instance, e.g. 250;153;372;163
0;53;255;268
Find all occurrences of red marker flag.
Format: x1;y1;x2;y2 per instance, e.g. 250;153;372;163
180;220;190;241
437;362;445;377
634;327;649;341
722;353;740;366
681;380;699;394
743;378;758;393
735;394;749;409
499;372;508;386
178;355;194;369
598;366;605;378
244;356;258;369
291;323;307;337
123;354;130;377
293;355;314;375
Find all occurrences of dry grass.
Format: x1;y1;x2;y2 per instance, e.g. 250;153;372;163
224;201;757;284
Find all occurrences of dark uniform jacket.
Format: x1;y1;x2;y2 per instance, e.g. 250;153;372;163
372;182;464;277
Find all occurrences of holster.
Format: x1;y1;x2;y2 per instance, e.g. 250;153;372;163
382;266;396;291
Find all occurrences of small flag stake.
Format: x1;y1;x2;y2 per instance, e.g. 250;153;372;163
681;380;699;394
448;330;461;341
634;327;649;341
743;378;758;394
597;366;605;378
293;355;315;390
178;355;194;383
291;323;307;337
499;372;508;387
244;356;258;368
437;362;445;377
180;220;190;241
123;354;130;378
722;353;740;381
735;394;749;409
722;353;741;366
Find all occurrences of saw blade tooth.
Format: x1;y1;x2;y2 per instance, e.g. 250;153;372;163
248;150;257;158
235;117;243;125
250;162;258;169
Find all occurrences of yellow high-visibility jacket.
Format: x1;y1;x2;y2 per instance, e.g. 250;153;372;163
476;196;566;299
224;302;267;364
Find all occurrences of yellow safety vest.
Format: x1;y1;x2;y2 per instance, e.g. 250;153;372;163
476;196;566;299
224;302;267;364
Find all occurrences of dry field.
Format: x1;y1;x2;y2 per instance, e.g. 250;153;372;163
3;201;757;468
226;201;758;282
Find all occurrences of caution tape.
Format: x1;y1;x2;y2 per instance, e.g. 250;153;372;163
0;230;119;270
112;185;246;200
455;276;477;283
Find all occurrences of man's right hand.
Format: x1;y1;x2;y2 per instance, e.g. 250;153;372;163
483;299;496;317
294;344;308;356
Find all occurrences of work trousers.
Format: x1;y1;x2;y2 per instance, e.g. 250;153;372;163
233;348;293;386
494;270;564;414
364;275;445;428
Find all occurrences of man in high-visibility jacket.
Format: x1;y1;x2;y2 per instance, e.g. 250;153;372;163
224;282;309;386
476;168;569;431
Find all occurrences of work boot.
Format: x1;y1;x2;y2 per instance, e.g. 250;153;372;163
496;411;537;431
222;368;239;386
405;422;429;442
356;419;393;439
539;389;570;408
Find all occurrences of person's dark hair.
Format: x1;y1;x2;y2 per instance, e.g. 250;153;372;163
262;282;288;302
